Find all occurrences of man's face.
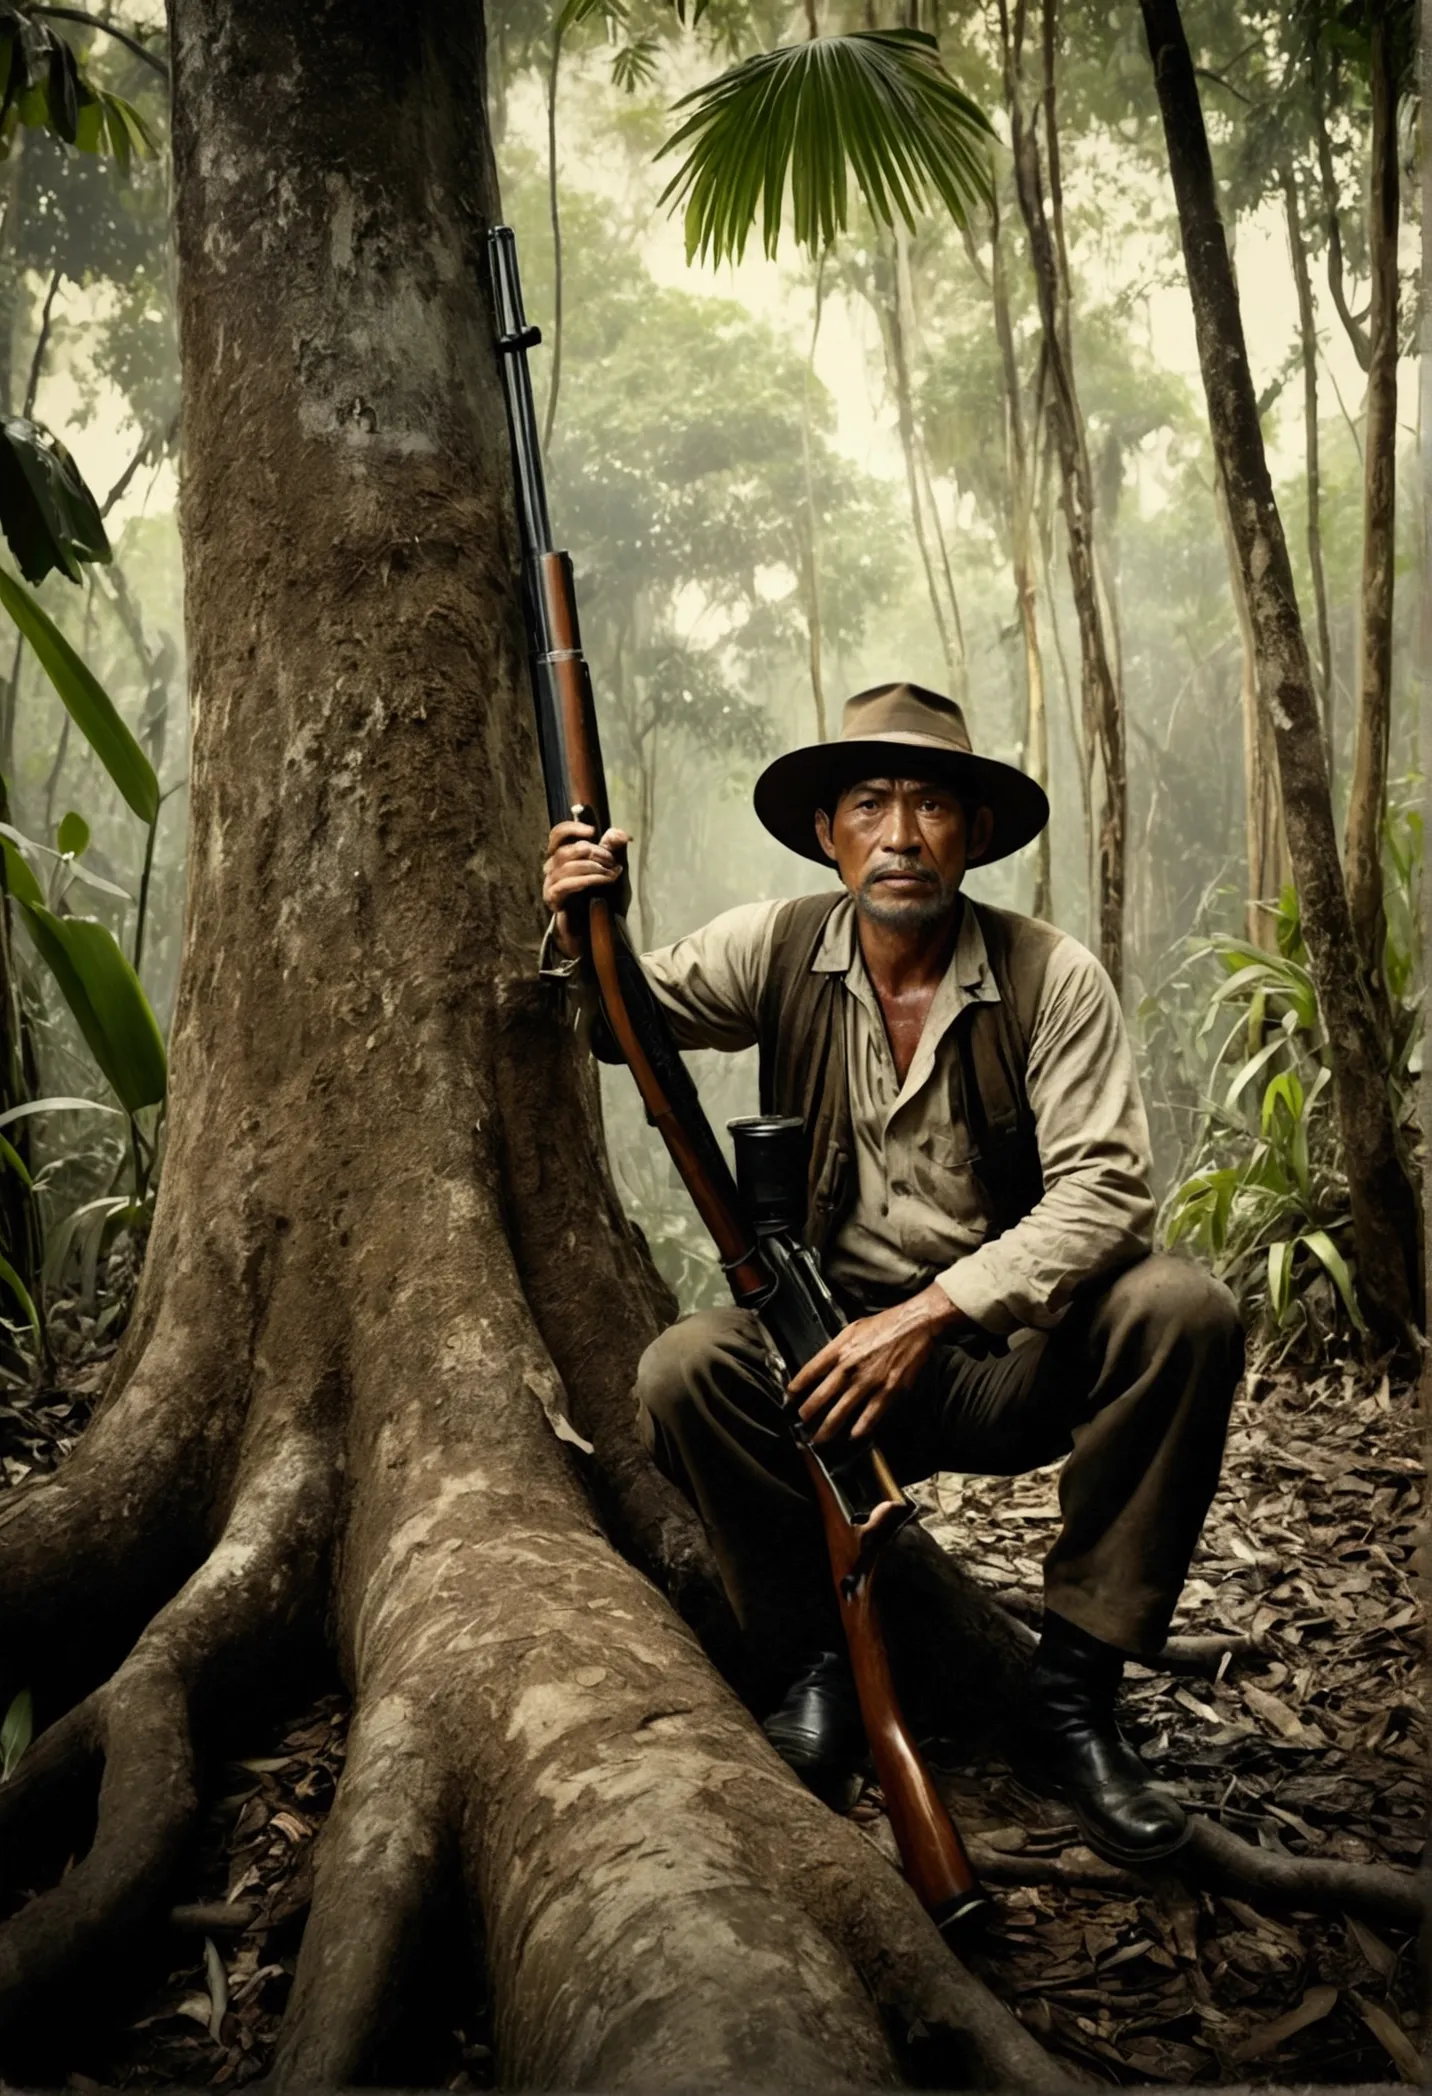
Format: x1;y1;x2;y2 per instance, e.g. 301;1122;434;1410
814;774;994;931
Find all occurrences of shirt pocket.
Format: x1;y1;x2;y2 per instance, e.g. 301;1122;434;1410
907;1129;989;1237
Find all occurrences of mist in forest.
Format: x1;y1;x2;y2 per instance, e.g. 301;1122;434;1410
4;0;1421;1332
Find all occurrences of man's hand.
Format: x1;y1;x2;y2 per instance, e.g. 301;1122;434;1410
542;818;630;960
789;1282;967;1446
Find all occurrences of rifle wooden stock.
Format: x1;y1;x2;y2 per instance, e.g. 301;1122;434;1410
491;223;988;1941
803;1451;984;1931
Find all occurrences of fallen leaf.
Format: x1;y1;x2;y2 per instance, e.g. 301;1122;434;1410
1350;1991;1423;2084
1241;1683;1309;1741
1344;1913;1397;1981
1231;1983;1338;2061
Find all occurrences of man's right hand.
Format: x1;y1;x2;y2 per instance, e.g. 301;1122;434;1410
542;818;630;960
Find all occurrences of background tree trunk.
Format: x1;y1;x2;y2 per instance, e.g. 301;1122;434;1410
1001;0;1124;989
0;2;1060;2081
1139;0;1422;1348
1342;1;1400;1007
1280;164;1334;761
871;234;968;704
1216;473;1287;945
990;194;1052;918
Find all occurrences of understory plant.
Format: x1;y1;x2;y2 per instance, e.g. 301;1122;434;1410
1158;805;1422;1355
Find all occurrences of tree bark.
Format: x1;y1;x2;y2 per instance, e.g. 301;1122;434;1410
1281;164;1334;762
990;191;1051;918
542;21;565;449
1216;471;1287;946
0;2;1059;2081
1139;0;1422;1347
875;234;967;704
1001;0;1124;989
1311;37;1372;373
799;254;830;742
1343;2;1400;1007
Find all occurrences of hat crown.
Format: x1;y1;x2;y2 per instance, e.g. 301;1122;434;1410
840;682;974;756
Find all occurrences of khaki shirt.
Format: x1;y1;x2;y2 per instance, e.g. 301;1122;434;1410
630;892;1155;1335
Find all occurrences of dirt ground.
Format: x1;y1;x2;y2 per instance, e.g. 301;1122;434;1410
1;1311;1425;2089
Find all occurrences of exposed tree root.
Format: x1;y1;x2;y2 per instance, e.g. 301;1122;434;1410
0;1393;337;2037
0;1306;251;1688
966;1840;1145;1896
1181;1817;1428;1931
274;1694;452;2090
0;1649;196;2037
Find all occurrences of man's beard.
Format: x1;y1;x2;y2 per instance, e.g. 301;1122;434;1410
854;862;962;929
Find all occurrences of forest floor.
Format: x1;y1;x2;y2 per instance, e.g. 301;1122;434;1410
0;1311;1425;2090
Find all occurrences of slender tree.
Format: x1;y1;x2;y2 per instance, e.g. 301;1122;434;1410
989;187;1051;917
1139;0;1421;1347
999;0;1124;987
1280;161;1334;757
1343;0;1403;1003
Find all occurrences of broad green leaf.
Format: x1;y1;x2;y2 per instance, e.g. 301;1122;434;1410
102;92;157;158
1223;1033;1286;1112
658;32;995;264
0;1094;124;1131
0;418;110;585
44;1193;135;1297
0;819;129;902
0;1131;32;1185
73;93;104;154
0;835;43;909
0;1248;38;1342
1266;1240;1294;1323
1260;1070;1305;1134
0;569;157;822
56;811;89;856
1;1689;32;1778
1300;1229;1368;1335
16;905;166;1113
100;92;130;171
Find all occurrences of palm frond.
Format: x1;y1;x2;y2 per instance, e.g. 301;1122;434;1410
657;30;996;265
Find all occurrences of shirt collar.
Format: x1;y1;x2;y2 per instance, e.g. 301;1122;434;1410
811;889;1000;1005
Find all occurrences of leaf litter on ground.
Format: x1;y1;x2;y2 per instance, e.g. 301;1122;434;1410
3;1329;1425;2086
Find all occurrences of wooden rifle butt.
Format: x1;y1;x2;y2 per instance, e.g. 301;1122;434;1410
803;1448;991;1943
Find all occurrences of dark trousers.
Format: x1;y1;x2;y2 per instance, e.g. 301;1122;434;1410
636;1254;1243;1669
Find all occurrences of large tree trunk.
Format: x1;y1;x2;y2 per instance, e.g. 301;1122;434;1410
1001;0;1124;990
0;2;1058;2084
1343;1;1400;1006
1139;0;1422;1348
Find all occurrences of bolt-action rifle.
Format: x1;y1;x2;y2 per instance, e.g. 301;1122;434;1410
490;225;988;1943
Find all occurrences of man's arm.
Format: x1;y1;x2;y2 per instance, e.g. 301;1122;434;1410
935;938;1157;1335
540;818;779;1050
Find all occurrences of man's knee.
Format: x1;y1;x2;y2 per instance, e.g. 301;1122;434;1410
635;1306;768;1436
1100;1255;1244;1375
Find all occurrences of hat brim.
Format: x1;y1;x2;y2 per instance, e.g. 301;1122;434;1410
753;737;1051;868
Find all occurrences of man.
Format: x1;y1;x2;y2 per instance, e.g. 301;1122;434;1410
542;682;1243;1864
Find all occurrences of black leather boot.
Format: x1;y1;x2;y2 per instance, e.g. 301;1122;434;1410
1013;1613;1189;1864
762;1651;867;1810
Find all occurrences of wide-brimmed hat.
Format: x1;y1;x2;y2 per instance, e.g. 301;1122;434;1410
753;682;1050;868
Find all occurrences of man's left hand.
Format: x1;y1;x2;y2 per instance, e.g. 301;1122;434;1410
789;1282;968;1447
